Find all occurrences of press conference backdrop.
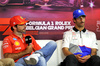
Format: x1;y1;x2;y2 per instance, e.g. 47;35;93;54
0;0;100;40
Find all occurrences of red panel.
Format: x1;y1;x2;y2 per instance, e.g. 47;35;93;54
0;18;10;24
0;26;8;31
2;27;12;35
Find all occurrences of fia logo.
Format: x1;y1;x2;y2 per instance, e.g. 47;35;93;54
96;20;100;32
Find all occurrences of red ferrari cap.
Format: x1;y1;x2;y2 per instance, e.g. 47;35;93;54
10;15;28;27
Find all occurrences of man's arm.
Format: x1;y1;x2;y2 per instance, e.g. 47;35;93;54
91;48;97;56
62;47;73;56
62;47;87;63
79;48;97;63
62;47;84;63
4;45;33;61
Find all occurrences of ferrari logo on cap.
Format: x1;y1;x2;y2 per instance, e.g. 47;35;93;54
20;16;23;19
14;41;20;46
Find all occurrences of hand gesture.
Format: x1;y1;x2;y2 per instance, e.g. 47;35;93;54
25;44;33;54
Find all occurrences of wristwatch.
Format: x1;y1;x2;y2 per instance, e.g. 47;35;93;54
90;54;93;56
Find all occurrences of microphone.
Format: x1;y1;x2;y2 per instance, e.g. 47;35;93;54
25;36;32;46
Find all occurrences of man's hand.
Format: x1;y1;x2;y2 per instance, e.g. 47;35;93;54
80;55;91;63
25;45;33;54
81;55;91;60
75;54;82;60
75;55;91;63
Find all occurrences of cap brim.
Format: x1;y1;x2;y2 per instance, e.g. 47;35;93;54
19;20;29;25
77;15;86;18
81;15;86;17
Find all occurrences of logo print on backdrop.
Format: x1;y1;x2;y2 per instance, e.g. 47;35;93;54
96;20;100;32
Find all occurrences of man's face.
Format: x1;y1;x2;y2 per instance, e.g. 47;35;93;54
16;24;26;33
74;16;86;27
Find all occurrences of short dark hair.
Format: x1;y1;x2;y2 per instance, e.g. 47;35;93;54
74;18;76;20
11;25;17;31
73;18;76;23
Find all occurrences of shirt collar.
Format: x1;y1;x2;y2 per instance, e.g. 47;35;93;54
73;27;86;32
11;33;25;38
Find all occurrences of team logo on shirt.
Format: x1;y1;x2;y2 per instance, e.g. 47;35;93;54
14;41;20;46
13;38;17;40
72;32;76;35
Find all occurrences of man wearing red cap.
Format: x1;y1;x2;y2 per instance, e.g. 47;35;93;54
60;9;100;66
2;15;57;66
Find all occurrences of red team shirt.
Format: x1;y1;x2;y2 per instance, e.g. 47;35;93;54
2;33;41;62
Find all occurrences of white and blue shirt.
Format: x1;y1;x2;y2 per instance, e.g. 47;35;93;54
62;27;98;57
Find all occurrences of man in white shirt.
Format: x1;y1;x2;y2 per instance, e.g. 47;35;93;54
61;9;100;66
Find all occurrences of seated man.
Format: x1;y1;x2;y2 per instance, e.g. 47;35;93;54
2;15;57;66
0;58;15;66
61;9;100;66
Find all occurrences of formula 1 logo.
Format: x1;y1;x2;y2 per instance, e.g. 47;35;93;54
0;18;12;37
96;20;100;32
